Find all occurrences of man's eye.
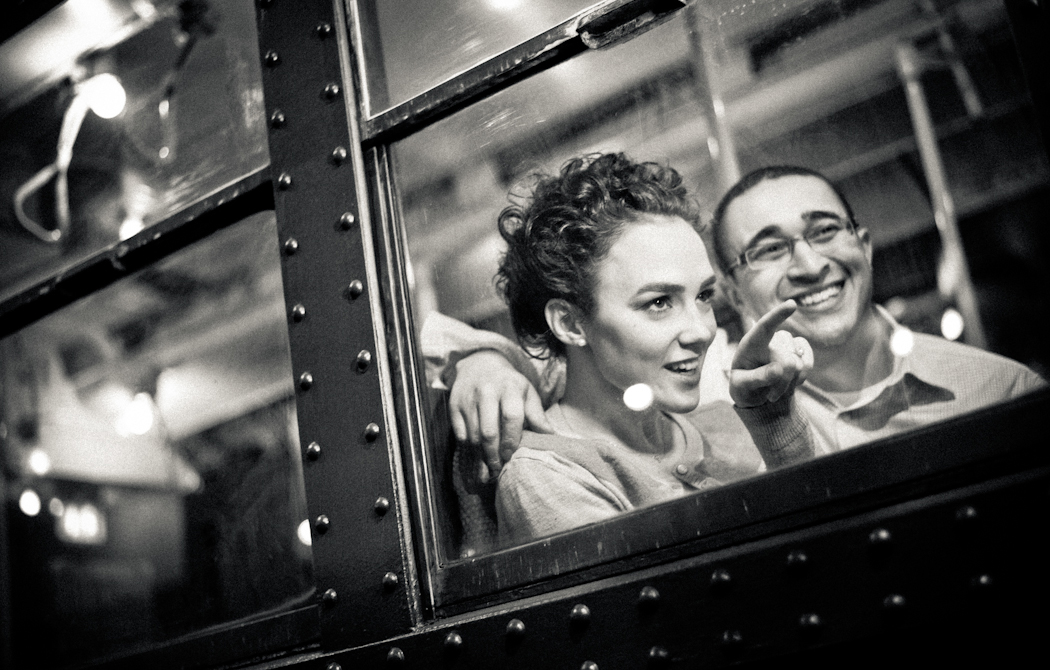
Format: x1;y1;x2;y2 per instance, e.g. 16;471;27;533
749;240;789;262
809;222;843;243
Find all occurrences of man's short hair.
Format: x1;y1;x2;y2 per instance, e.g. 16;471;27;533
709;166;856;275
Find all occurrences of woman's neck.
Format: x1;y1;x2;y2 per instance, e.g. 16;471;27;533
559;354;677;455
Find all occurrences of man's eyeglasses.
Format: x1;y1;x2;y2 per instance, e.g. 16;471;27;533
728;215;857;272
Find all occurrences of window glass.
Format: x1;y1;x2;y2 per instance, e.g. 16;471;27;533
1;212;313;669
389;0;1049;569
356;0;600;115
0;0;268;304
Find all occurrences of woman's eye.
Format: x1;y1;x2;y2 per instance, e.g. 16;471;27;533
697;288;715;304
648;297;671;311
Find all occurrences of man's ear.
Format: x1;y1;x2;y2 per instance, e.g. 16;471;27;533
857;226;873;265
545;298;587;348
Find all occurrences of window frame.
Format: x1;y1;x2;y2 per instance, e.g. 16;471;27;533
346;0;1050;617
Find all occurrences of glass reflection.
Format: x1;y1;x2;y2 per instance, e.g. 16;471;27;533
357;0;599;114
0;0;268;303
391;0;1049;558
1;212;312;669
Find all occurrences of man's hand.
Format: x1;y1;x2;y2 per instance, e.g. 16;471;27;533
449;350;553;482
730;300;813;408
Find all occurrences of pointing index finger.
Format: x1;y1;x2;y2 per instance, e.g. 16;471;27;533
735;300;798;366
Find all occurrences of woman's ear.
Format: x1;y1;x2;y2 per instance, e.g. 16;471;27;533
545;298;588;348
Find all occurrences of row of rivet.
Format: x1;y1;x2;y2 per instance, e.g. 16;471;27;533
314;501;990;662
259;5;399;611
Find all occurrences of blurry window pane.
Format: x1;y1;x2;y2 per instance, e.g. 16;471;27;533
391;0;1048;566
357;0;600;115
1;212;312;668
0;0;268;303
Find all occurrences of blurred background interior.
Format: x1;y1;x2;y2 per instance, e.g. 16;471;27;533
1;0;1048;667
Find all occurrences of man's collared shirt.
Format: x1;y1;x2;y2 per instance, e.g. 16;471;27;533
797;307;1047;455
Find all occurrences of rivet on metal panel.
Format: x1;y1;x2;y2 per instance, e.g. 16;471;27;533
869;528;892;545
570;603;591;624
305;441;321;460
316;21;332;37
786;549;809;575
277;172;293;190
374;496;390;515
883;593;906;610
971;574;994;589
720;629;743;650
347;280;364;299
383;571;399;590
322;588;338;605
356;349;372;373
299;372;314;390
386;647;404;665
955;504;978;522
581;662;599;670
798;613;822;632
291;303;306;322
647;646;670;668
264;49;280;66
710;568;732;594
324;83;341;100
444;631;463;650
270;110;286;128
364;422;381;442
339;212;356;229
283;237;299;255
638;585;660;608
506;618;526;638
326;663;341;670
332;146;348;164
314;515;330;534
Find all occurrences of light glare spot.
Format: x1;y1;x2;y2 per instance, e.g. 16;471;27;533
115;392;155;436
940;308;964;341
297;519;312;547
19;489;42;517
623;383;654;412
28;448;51;475
487;0;522;9
82;73;126;119
119;216;145;240
890;327;915;357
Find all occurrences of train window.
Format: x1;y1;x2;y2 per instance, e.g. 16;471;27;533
0;0;268;305
354;0;600;115
379;0;1049;609
0;210;314;669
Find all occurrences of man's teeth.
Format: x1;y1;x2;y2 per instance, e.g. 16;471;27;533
798;283;842;307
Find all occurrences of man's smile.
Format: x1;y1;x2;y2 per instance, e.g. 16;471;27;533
790;280;846;309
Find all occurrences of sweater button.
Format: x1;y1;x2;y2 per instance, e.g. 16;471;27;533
675;463;689;475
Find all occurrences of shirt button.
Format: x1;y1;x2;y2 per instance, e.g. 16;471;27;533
675;464;689;475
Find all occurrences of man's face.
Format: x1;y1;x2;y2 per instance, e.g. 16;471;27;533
721;175;874;350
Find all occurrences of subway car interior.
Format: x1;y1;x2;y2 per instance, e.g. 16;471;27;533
1;1;1049;668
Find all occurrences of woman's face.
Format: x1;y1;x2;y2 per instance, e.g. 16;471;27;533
582;214;717;414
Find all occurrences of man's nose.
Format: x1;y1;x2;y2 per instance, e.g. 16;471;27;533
787;239;831;279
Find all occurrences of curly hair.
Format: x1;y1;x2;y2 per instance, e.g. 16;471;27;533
496;152;701;359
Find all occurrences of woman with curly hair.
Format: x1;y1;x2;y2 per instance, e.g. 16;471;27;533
493;152;814;545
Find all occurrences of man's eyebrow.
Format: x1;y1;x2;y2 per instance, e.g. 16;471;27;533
802;210;847;224
740;225;784;251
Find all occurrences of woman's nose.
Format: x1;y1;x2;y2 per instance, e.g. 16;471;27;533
679;305;715;348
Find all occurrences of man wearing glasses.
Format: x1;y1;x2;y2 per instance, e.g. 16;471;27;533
708;165;1044;455
430;165;1044;474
